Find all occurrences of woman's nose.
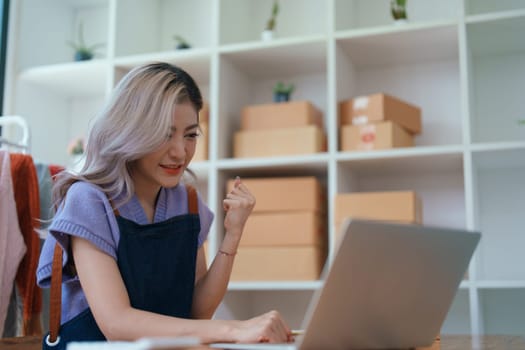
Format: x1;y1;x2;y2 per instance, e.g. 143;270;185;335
168;135;186;158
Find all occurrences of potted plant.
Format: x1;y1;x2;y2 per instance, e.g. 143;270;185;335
67;137;86;172
273;81;294;102
67;21;104;61
390;0;408;24
262;0;279;41
173;35;191;50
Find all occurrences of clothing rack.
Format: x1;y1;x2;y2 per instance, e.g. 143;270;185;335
0;115;31;153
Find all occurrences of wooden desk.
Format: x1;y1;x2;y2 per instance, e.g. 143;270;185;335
1;335;525;349
440;335;525;350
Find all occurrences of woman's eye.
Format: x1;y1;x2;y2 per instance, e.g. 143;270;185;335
185;132;200;139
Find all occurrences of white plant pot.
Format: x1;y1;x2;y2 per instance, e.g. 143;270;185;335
394;18;408;25
261;30;274;41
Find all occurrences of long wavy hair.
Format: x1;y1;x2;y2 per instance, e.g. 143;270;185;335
52;62;203;207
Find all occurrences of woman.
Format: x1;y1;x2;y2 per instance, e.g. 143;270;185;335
37;62;291;347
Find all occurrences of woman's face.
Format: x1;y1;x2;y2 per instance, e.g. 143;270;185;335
131;101;200;194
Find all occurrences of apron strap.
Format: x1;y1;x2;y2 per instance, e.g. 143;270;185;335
185;185;198;215
47;184;199;342
48;244;63;343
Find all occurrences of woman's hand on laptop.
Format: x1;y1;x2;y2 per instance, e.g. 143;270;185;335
233;310;293;343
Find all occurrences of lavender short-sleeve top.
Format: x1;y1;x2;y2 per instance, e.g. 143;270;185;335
36;181;214;323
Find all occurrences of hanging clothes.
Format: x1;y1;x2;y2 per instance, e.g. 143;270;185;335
35;163;55;239
0;150;27;336
10;152;42;335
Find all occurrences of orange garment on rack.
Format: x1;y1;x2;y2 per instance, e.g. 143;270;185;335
10;153;42;336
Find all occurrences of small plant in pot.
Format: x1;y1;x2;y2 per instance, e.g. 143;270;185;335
273;81;294;103
390;0;408;24
173;35;191;50
67;22;104;61
262;0;279;41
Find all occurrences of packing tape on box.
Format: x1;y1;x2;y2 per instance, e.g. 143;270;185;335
352;115;369;125
353;96;370;110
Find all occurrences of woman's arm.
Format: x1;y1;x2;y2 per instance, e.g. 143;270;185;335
72;235;291;343
191;243;236;319
191;178;255;319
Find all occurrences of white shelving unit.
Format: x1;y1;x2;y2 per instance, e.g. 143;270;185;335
4;0;525;335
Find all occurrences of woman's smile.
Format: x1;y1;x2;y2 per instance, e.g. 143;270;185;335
160;163;183;175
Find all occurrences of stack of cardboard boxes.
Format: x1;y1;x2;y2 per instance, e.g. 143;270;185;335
227;176;327;281
339;93;422;151
234;101;326;158
193;102;209;161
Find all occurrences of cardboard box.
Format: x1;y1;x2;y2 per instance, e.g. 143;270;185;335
241;211;326;247
227;176;325;213
340;121;414;151
230;246;326;281
241;100;323;130
233;125;326;158
199;102;209;122
193;121;208;161
335;191;422;236
339;93;422;134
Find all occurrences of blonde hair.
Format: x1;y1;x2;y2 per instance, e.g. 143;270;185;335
53;62;203;207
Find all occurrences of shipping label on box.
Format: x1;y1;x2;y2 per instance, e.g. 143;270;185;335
230;246;326;281
335;191;422;237
339;93;422;134
241;211;327;247
226;176;325;213
340;121;414;151
241;100;323;130
233;125;326;158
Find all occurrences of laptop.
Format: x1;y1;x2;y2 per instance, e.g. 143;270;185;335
211;219;480;350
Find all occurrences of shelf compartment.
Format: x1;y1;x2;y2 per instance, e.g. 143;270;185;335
441;289;471;335
219;39;326;80
465;0;525;16
479;288;525;336
219;0;327;46
471;148;525;281
218;40;328;160
17;0;109;69
467;16;525;143
335;0;461;31
335;24;462;147
216;167;329;216
215;169;329;281
336;23;459;67
18;60;108;97
114;49;212;88
336;149;466;229
13;85;105;166
114;0;213;57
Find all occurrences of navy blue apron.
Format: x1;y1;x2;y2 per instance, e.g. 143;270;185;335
43;185;200;349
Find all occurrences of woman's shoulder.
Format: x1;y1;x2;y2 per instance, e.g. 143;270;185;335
65;181;107;201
